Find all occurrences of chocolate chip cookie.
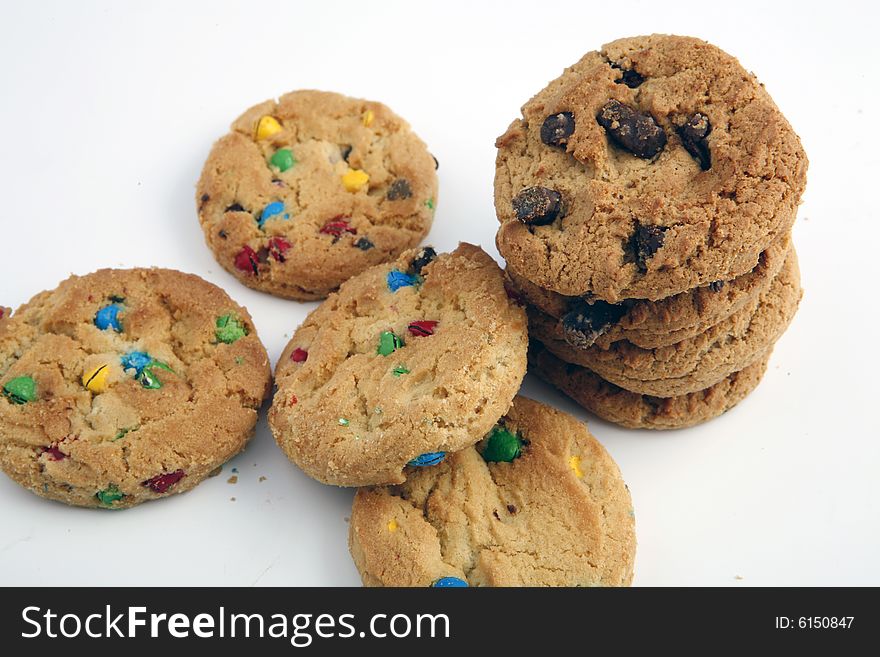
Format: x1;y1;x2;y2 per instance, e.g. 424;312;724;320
0;269;272;508
529;341;772;430
197;90;439;300
506;233;789;350
349;395;636;587
495;35;807;302
529;249;801;396
269;244;528;487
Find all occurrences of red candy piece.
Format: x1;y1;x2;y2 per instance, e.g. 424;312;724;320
142;469;186;494
408;320;439;337
268;236;291;262
291;348;308;363
289;394;298;406
234;245;260;276
319;217;357;239
40;445;67;461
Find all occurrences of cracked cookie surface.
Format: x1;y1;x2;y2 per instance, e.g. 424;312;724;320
0;269;272;508
529;248;800;396
495;34;807;302
197;90;438;300
269;243;528;487
529;341;771;430
349;395;636;586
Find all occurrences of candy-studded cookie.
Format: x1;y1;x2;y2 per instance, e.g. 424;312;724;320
529;341;772;430
269;244;528;486
506;233;789;350
0;269;272;508
197;90;439;300
495;35;807;302
349;395;636;586
529;249;801;397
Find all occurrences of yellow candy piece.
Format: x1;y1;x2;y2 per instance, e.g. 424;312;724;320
82;364;110;393
387;518;398;533
362;109;374;126
568;455;584;479
341;168;369;193
255;115;283;140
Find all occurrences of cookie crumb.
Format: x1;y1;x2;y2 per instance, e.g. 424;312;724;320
227;476;238;484
259;476;267;482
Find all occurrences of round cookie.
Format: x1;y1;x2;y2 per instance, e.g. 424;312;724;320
197;90;439;300
506;232;789;350
349;395;636;587
495;34;807;302
529;249;801;397
269;243;528;487
0;269;272;509
529;340;772;430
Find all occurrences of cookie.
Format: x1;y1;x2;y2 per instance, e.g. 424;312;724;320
529;248;800;396
0;269;272;509
348;395;636;587
269;243;528;487
197;90;439;300
529;340;771;430
494;35;807;302
506;232;789;350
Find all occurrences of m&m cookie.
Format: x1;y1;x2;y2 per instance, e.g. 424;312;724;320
196;90;439;300
349;396;637;586
269;244;528;486
0;269;272;508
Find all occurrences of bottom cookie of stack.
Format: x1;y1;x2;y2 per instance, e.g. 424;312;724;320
529;341;772;430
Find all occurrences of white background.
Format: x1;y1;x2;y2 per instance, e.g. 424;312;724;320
0;0;877;587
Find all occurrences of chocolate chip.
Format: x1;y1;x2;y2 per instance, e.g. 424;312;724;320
677;113;712;170
540;112;575;147
387;179;413;200
256;247;270;265
432;154;439;170
610;63;645;88
562;300;627;349
225;203;245;213
354;237;374;250
507;504;517;514
512;186;565;225
340;145;352;162
597;100;667;159
492;510;500;520
627;224;668;272
218;230;228;239
709;280;725;292
409;246;436;276
199;193;210;210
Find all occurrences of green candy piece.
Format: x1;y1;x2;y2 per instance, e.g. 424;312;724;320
3;376;37;405
425;198;435;210
392;365;410;377
138;368;162;390
215;314;248;344
482;425;523;463
270;148;296;172
377;331;404;356
150;360;174;373
96;485;124;506
113;426;136;441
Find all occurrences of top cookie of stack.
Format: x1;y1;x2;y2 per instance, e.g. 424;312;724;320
495;34;806;302
495;35;807;429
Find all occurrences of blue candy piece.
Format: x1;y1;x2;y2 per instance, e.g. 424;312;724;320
432;577;468;588
387;269;419;292
94;303;123;332
120;351;152;376
408;451;446;467
258;201;289;227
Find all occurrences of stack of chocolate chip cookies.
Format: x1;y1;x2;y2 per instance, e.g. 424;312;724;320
495;35;807;429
